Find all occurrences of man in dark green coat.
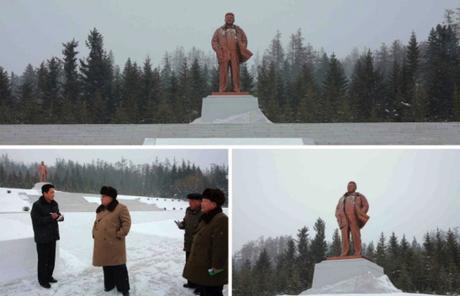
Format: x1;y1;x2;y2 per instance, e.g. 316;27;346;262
183;188;228;296
175;192;203;290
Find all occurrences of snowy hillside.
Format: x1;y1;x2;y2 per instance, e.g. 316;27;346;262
0;187;228;296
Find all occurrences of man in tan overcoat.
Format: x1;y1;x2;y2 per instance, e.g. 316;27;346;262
183;188;228;296
335;181;369;257
92;186;131;296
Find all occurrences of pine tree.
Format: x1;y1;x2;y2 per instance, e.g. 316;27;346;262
240;62;254;93
404;31;420;121
233;259;254;296
62;39;80;123
365;242;376;261
297;66;319;122
425;25;459;121
46;57;62;121
0;67;12;123
349;50;380;121
376;232;387;267
20;64;40;123
287;29;308;78
310;218;327;263
141;57;161;123
296;226;311;289
79;28;112;123
114;58;142;123
387;232;401;284
322;53;348;122
253;249;274;295
328;228;342;257
189;58;208;120
36;62;49;121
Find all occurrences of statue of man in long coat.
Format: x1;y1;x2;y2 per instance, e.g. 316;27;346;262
212;12;253;93
335;181;370;256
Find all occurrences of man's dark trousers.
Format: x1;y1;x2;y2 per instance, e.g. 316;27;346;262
36;241;56;284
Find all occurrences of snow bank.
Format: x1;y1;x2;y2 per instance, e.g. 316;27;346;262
83;195;189;211
0;215;34;240
0;187;36;213
302;272;401;294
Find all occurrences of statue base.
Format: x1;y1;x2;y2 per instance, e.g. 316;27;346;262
303;258;400;294
191;94;272;124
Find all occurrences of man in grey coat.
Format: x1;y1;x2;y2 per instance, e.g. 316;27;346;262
175;192;203;290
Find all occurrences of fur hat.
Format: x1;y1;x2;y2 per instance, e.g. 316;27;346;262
202;188;225;206
187;193;203;200
100;186;117;199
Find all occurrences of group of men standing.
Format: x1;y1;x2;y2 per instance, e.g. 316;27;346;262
177;189;228;296
30;183;228;296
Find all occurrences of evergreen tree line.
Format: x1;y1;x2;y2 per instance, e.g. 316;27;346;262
0;9;459;123
232;218;460;296
0;155;228;201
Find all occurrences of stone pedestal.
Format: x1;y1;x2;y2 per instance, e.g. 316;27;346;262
191;94;271;124
304;257;400;294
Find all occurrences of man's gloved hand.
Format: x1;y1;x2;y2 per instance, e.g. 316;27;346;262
174;220;184;229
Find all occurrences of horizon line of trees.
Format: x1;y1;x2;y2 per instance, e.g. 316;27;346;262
0;154;228;201
0;8;459;123
233;217;460;296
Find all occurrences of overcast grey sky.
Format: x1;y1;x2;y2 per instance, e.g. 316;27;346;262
1;0;458;74
233;149;460;252
1;148;228;169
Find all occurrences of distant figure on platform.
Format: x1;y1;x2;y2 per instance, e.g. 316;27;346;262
30;183;64;289
92;186;131;296
212;12;252;93
175;192;203;293
183;188;228;296
38;161;48;182
335;181;369;257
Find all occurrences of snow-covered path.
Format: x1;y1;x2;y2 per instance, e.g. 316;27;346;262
1;212;228;296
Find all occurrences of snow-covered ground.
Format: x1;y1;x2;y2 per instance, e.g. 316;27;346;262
0;187;228;296
0;187;40;212
83;195;189;211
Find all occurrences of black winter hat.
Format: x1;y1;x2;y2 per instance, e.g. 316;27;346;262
202;188;225;206
187;193;203;200
100;186;118;199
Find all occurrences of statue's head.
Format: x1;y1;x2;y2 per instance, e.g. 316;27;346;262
41;161;45;165
225;12;235;26
347;181;357;193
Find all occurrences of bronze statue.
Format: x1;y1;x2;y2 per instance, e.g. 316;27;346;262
38;161;48;182
335;181;369;256
212;12;253;93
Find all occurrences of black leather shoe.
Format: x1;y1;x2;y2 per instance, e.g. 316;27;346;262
49;277;58;283
183;283;196;288
39;282;51;288
193;288;201;295
104;286;115;292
